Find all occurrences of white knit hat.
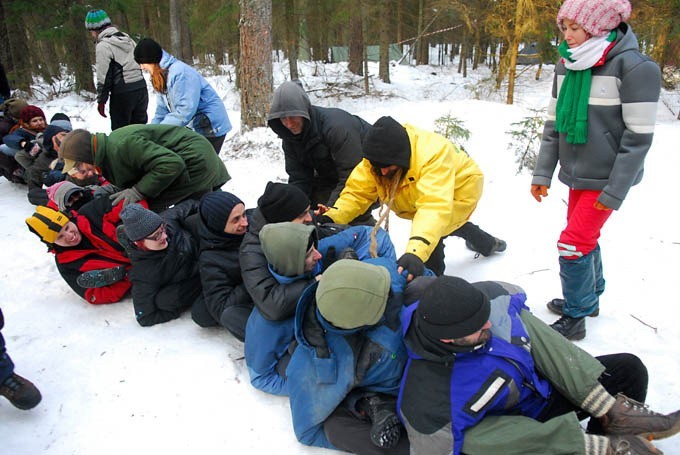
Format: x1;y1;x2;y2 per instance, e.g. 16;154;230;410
557;0;631;37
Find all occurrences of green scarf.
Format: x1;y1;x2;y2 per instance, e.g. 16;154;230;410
555;32;616;145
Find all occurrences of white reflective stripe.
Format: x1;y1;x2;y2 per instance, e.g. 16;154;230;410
589;96;621;106
557;242;577;251
470;377;506;413
623;102;658;134
559;250;583;257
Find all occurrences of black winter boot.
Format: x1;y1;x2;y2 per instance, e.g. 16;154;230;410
454;222;506;257
76;266;127;288
550;314;586;340
357;394;402;448
547;298;599;317
0;372;42;410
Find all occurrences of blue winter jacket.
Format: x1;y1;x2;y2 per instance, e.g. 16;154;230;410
152;51;231;138
286;256;407;449
398;282;553;455
245;225;398;396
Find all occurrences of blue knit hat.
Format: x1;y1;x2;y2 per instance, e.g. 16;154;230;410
85;9;112;31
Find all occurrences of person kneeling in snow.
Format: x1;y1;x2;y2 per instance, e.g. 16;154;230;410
286;258;408;453
25;198;131;304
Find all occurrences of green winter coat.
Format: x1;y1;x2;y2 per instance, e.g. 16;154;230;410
93;124;230;211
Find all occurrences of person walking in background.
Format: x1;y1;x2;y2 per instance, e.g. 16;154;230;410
57;124;230;212
319;116;506;279
531;0;661;340
85;9;148;130
133;38;231;154
0;306;41;410
267;80;375;225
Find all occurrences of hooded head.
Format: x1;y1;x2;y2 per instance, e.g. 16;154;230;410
557;0;631;37
59;129;93;175
415;276;490;341
134;38;163;65
259;222;318;277
85;9;112;31
256;182;310;224
267;80;311;138
26;206;70;246
50;181;88;211
363;116;411;170
315;259;391;330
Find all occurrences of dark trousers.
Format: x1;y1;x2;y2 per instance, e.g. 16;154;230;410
205;135;226;154
425;221;499;276
324;405;410;455
538;353;648;433
109;87;149;130
0;307;15;383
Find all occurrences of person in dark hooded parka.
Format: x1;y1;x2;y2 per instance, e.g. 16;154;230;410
196;191;253;341
267;81;375;225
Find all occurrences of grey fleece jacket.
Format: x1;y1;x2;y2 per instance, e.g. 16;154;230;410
532;23;661;210
94;26;146;103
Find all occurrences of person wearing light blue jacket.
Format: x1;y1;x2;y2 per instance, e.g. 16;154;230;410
245;223;397;397
133;38;231;154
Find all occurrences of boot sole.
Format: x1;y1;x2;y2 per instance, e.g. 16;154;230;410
370;413;401;449
611;420;680;441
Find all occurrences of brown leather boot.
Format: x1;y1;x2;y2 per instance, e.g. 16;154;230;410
602;393;680;440
606;435;663;455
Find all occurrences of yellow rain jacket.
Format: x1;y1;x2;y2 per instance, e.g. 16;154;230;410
326;123;484;262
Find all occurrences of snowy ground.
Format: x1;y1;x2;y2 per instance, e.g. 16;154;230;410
1;59;679;454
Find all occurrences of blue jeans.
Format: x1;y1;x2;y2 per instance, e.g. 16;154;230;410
559;245;604;318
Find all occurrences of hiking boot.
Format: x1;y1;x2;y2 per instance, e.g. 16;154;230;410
76;266;127;288
602;393;680;440
550;314;586;340
465;238;507;257
606;434;663;454
0;372;42;410
547;298;600;317
357;394;402;449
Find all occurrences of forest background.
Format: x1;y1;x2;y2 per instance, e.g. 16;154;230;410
1;0;680;129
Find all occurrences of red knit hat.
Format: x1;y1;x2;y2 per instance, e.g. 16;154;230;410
20;105;46;123
557;0;631;37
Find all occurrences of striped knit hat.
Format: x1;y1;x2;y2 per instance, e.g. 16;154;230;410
26;206;70;245
557;0;631;37
85;9;112;31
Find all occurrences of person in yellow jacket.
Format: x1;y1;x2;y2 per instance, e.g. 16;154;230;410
318;116;505;278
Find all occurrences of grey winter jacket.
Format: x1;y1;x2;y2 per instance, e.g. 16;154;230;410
95;27;146;104
532;23;661;210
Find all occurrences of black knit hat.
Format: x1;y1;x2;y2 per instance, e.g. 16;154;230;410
134;38;163;64
120;203;163;241
200;191;244;234
416;276;490;340
363;116;411;169
257;182;310;223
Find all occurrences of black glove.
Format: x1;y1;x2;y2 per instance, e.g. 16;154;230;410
317;214;333;224
397;253;425;278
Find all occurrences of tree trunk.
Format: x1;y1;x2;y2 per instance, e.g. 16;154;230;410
3;2;32;92
284;0;299;80
180;0;192;62
415;0;427;65
348;0;363;76
239;0;273;130
66;2;95;94
378;0;390;83
169;0;182;59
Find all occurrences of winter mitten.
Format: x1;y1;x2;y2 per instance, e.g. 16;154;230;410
397;253;425;278
110;187;143;206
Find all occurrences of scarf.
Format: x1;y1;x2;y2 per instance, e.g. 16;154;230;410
555;31;617;144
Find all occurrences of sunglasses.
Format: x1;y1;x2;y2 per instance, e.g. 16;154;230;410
145;223;166;242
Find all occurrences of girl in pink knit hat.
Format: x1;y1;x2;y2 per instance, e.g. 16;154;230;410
530;0;662;344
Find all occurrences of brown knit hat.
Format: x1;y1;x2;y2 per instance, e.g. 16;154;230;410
59;129;93;174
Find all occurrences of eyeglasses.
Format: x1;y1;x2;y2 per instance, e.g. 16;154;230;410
68;163;96;177
145;224;166;242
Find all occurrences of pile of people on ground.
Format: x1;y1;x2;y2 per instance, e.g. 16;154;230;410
2;1;679;454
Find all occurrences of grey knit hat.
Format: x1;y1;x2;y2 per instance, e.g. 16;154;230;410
120;203;163;241
316;259;390;329
259;222;317;277
52;181;84;211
